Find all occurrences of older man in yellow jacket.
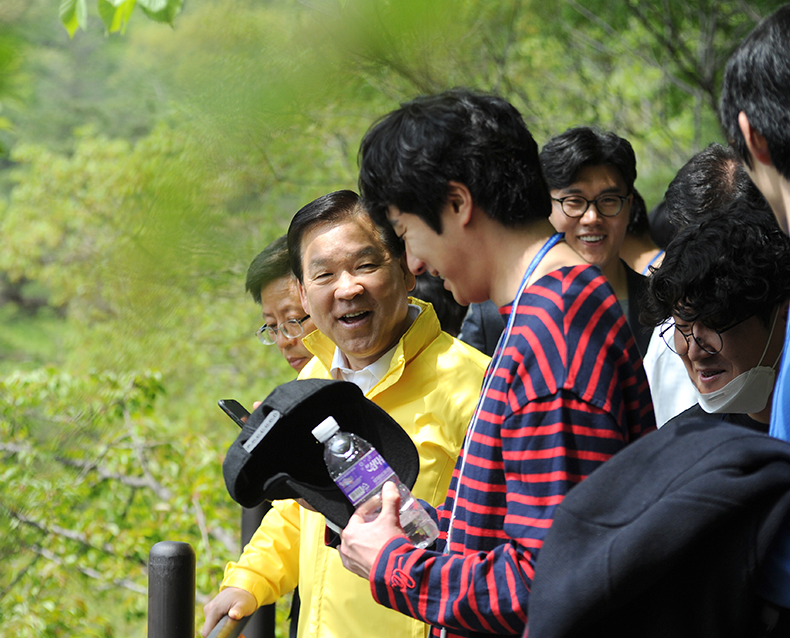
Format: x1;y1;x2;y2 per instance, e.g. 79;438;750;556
202;190;489;638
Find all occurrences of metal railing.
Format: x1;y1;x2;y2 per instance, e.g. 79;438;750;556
147;541;196;638
148;503;278;638
206;615;252;638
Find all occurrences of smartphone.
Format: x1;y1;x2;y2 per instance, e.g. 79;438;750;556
218;399;251;429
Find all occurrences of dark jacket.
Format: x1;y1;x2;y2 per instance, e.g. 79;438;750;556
666;403;770;434
526;418;790;638
624;260;651;357
458;300;506;357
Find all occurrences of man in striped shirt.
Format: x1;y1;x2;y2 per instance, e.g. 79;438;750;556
339;89;656;637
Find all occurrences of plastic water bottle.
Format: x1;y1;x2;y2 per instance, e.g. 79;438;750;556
312;416;439;549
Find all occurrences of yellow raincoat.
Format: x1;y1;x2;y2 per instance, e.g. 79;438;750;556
221;298;489;638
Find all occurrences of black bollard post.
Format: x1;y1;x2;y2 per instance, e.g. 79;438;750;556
148;541;196;638
241;503;276;638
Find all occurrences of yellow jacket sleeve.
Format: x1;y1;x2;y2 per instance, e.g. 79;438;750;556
220;499;301;607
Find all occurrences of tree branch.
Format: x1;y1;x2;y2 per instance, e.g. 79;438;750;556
0;552;41;603
56;454;174;501
6;506;127;559
193;493;213;564
209;526;238;555
31;545;147;595
564;0;704;99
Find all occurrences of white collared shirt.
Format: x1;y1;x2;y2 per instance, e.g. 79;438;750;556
329;304;421;395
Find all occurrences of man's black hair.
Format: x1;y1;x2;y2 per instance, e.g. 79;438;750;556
287;189;404;282
245;235;292;305
663;143;767;229
627;189;649;236
647;199;674;250
719;4;790;180
641;200;790;330
411;272;467;337
539;126;637;194
358;88;551;234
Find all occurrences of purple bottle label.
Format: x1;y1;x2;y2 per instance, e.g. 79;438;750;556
335;449;396;507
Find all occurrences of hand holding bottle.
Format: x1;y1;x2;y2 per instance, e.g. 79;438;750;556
312;417;439;548
339;481;406;579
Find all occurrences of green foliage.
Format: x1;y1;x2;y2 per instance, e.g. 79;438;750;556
0;98;300;635
0;24;27;154
97;0;137;35
60;0;183;37
4;0;789;635
59;0;88;39
0;368;210;636
138;0;183;26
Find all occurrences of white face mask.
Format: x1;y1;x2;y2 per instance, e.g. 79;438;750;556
697;310;784;415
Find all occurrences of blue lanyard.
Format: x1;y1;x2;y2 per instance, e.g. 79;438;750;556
641;249;665;276
495;232;564;359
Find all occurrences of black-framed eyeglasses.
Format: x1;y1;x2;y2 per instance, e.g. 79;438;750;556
552;194;630;218
660;316;751;356
255;315;311;345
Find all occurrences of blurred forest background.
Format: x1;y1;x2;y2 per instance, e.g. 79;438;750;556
0;0;784;635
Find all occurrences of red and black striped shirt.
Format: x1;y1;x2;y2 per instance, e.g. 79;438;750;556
371;265;656;637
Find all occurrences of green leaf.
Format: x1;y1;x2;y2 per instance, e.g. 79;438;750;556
97;0;115;31
97;0;137;34
137;0;166;9
59;0;88;37
137;0;183;25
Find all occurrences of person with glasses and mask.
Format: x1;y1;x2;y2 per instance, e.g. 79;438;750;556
641;199;790;432
246;235;317;373
524;198;790;638
540;126;652;356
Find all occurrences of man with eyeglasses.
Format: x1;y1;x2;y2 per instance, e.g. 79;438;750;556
202;190;489;638
246;235;316;373
540;126;652;356
641;143;764;427
229;234;316;638
642;199;789;432
520;193;790;638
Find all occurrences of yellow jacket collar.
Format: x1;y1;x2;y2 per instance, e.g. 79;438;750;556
301;297;441;396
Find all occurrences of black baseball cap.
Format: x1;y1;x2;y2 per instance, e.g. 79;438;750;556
222;378;420;528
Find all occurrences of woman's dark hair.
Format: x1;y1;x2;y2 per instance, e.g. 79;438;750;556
358;88;551;234
641;200;790;330
411;273;467;337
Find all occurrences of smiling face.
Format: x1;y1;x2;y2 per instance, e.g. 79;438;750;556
259;276;316;372
673;312;782;395
548;164;631;273
297;214;415;371
386;202;483;307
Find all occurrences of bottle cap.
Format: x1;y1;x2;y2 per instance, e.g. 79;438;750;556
312;416;340;443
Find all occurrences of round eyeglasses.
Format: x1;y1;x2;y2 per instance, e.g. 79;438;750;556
551;194;630;218
660;316;751;357
256;315;311;345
